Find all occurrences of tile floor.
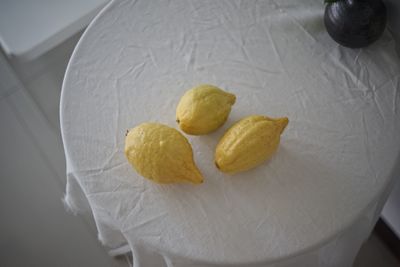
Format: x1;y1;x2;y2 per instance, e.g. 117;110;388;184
0;31;399;267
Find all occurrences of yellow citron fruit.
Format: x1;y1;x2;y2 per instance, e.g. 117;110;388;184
176;84;236;135
124;123;203;184
215;115;289;174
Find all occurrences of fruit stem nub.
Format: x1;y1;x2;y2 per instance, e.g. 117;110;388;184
215;162;220;169
277;117;289;134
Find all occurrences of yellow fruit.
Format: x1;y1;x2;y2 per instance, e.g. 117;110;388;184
215;115;288;174
176;84;236;135
124;123;203;184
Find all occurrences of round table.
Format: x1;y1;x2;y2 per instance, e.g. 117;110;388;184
61;0;400;266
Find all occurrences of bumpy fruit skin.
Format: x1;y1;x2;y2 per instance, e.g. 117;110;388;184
215;115;288;174
125;123;203;184
176;84;236;135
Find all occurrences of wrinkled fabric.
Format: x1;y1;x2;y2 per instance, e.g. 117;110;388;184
60;0;400;266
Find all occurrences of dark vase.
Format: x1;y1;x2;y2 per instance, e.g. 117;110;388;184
324;0;387;48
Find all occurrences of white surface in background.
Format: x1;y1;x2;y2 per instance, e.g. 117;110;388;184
0;0;108;61
0;50;129;266
61;0;400;266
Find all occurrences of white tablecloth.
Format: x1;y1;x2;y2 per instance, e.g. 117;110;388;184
61;0;400;266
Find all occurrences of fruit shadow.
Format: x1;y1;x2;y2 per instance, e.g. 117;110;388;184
217;142;345;215
150;138;341;220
